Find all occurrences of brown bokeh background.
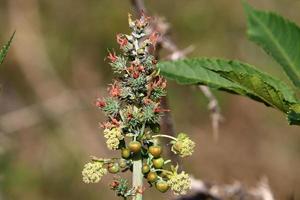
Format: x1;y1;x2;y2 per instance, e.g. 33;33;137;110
0;0;300;199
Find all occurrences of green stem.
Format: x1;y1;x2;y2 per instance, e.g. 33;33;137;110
132;158;143;200
132;122;146;200
153;169;172;175
152;134;177;141
164;159;171;165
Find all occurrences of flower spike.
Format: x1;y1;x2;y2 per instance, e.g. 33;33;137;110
82;13;194;199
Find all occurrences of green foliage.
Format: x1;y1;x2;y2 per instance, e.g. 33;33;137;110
0;31;15;65
158;58;300;125
244;1;300;88
158;1;300;126
102;97;120;116
288;104;300;125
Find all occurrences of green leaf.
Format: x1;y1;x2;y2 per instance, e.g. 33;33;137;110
243;1;300;88
158;58;300;125
0;31;15;65
288;104;300;125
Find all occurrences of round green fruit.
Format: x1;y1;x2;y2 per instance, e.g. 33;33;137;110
119;159;127;168
152;157;164;169
149;145;162;158
142;164;150;174
121;148;131;159
147;171;158;183
108;163;120;174
129;141;142;153
155;181;169;193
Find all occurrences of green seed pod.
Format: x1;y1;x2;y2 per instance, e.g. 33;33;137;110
107;163;120;174
149;145;162;158
129;141;142;153
142;164;150;174
155;181;169;193
121;148;131;159
152;157;164;169
147;171;158;183
119;159;127;168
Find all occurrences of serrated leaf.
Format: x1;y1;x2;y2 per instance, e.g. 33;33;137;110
0;31;15;65
244;1;300;88
158;58;300;125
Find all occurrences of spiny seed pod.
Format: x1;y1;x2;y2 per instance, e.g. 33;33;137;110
149;145;162;158
152;157;164;169
147;171;158;183
155;181;169;193
108;163;120;174
129;141;142;153
121;148;131;159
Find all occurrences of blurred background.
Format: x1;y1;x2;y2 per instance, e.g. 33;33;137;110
0;0;300;199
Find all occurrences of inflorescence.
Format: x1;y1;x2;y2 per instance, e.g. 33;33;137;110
82;13;195;198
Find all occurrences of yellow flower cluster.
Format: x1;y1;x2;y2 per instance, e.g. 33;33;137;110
103;128;124;150
167;171;191;195
82;161;107;184
171;133;195;157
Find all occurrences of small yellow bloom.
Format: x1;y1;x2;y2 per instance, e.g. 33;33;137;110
171;133;195;157
103;128;124;150
82;161;107;184
167;171;191;195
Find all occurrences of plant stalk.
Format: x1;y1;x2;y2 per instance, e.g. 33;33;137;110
132;157;143;200
152;134;177;141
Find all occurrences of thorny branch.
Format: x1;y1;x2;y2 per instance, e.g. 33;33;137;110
130;1;275;200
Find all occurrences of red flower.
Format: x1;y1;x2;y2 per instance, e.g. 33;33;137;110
143;98;153;105
140;11;151;24
127;113;133;120
107;52;117;62
95;98;106;108
110;180;119;189
109;82;121;97
138;65;145;72
127;64;134;72
133;71;139;79
149;32;160;47
100;121;113;129
161;80;167;89
116;34;128;48
154;106;170;113
111;118;120;126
